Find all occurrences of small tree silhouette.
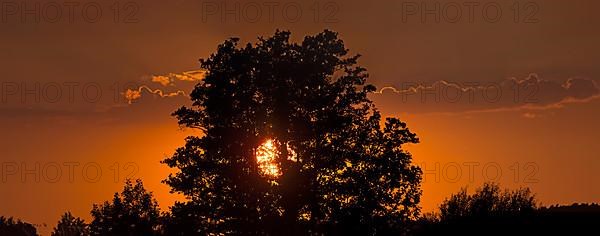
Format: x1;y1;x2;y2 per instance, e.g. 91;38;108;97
414;183;538;235
51;212;88;236
162;30;422;235
89;179;160;236
0;216;38;236
439;182;536;221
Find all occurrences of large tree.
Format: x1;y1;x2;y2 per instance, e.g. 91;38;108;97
162;30;422;235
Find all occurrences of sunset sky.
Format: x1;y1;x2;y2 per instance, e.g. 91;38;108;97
1;0;599;234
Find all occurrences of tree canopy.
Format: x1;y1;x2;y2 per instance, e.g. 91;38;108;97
90;179;160;236
162;30;422;235
0;216;37;236
438;182;537;222
51;211;88;236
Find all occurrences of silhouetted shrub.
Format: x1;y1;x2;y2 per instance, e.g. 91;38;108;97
89;179;160;236
0;216;38;236
439;182;536;222
413;183;600;235
51;212;89;236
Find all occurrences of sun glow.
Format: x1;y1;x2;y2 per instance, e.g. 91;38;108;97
256;139;282;178
255;138;299;178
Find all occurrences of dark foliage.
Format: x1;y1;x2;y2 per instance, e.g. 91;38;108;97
51;212;88;236
89;179;160;236
438;182;536;221
0;216;37;236
413;183;600;235
162;30;422;235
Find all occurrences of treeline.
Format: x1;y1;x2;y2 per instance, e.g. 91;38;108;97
412;183;600;235
2;181;599;235
1;179;160;236
0;216;37;236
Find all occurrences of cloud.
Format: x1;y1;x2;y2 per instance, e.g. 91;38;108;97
126;71;600;117
151;75;172;86
124;86;186;104
523;113;537;119
370;74;600;115
126;70;207;104
0;70;200;125
172;70;206;82
150;70;206;87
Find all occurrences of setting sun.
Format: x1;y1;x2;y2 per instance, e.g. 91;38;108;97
255;139;282;178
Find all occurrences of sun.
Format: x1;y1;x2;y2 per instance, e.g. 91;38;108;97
255;138;299;178
255;139;282;178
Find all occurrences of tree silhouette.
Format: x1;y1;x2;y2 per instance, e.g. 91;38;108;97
89;179;160;236
438;182;536;222
0;216;37;236
51;212;88;236
536;203;600;228
162;30;422;235
414;183;538;235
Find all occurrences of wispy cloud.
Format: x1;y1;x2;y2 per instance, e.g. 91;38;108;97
370;74;600;115
150;70;206;87
125;70;206;104
124;86;187;104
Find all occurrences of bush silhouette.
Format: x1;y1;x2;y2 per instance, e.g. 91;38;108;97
413;183;600;235
89;179;160;236
162;30;422;235
0;216;37;236
51;212;88;236
439;182;536;221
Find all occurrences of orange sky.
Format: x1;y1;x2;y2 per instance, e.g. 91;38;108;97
1;0;599;234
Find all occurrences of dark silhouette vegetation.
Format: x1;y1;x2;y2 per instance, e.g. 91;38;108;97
89;179;161;236
0;216;37;236
51;212;88;236
4;182;599;235
412;183;600;235
161;29;422;235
